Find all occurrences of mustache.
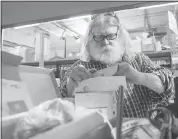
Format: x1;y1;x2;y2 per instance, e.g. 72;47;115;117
100;46;113;51
101;44;112;47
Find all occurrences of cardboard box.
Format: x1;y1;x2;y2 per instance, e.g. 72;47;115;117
1;52;34;117
1;51;60;117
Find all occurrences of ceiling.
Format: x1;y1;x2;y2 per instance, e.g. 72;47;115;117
2;2;178;59
2;1;152;28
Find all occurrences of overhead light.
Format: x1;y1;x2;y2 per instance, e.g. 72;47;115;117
69;53;73;57
14;23;40;29
138;2;178;10
65;30;78;37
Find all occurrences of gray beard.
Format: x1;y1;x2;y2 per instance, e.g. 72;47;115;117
91;52;123;65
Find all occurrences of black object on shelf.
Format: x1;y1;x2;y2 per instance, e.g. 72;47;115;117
160;64;172;68
143;50;171;59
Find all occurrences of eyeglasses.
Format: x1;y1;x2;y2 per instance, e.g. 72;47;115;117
90;27;119;42
90;12;120;42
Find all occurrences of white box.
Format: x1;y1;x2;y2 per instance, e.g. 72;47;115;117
75;76;127;119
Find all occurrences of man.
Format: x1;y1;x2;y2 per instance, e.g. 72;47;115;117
59;12;174;118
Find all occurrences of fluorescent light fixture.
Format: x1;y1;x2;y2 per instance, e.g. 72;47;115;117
37;26;62;38
66;30;77;37
138;2;178;10
14;23;40;29
69;53;73;57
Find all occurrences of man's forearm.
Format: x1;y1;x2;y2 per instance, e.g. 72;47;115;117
139;72;165;94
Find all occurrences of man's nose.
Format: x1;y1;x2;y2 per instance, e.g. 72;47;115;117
102;37;109;46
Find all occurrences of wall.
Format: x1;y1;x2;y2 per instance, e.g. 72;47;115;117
66;35;81;52
3;29;81;60
50;35;81;59
50;39;65;58
3;28;35;48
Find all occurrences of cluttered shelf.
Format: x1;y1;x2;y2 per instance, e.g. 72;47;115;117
144;50;172;69
20;50;172;78
21;50;171;67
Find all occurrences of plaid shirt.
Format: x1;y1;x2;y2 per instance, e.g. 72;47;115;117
59;52;174;118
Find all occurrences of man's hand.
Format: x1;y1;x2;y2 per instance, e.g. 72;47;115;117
66;65;102;97
114;62;142;84
114;62;165;93
66;65;92;97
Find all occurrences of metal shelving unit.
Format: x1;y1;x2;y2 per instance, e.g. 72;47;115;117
21;59;78;79
144;50;172;69
144;50;171;59
21;50;172;79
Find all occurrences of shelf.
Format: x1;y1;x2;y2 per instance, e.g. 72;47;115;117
21;59;78;66
160;64;171;68
151;57;171;61
21;51;172;68
143;50;171;59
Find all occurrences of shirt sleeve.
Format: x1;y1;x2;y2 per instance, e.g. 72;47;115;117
136;52;174;105
59;60;82;98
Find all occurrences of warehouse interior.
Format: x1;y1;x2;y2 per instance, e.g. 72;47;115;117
1;1;178;139
2;2;178;76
